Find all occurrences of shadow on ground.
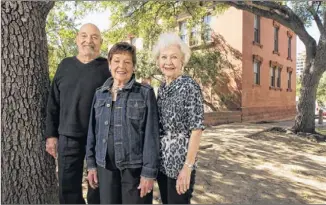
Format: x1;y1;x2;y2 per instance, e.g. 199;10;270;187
83;123;326;204
189;123;326;204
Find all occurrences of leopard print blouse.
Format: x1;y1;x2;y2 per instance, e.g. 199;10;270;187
157;75;205;179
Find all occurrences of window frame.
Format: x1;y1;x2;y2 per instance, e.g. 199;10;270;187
253;60;261;85
276;67;281;88
270;66;276;87
287;35;292;60
203;14;212;42
254;15;260;43
179;21;188;44
190;25;200;46
273;26;279;53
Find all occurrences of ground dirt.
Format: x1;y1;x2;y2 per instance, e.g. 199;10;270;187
82;124;326;204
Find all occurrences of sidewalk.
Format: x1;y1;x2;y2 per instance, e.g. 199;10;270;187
266;118;326;129
181;122;326;204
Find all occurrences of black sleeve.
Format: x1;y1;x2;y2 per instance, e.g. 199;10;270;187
45;62;62;139
86;93;97;170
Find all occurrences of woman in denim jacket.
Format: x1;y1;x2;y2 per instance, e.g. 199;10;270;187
86;42;160;204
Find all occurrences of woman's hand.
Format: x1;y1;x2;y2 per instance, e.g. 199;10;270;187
137;177;154;198
87;169;98;189
176;166;192;195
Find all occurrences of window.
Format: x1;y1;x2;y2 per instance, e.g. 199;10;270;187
270;66;281;87
203;14;212;42
254;15;260;43
288;71;292;89
179;21;188;44
253;61;261;85
274;26;279;52
270;66;276;87
190;25;199;46
288;36;292;59
276;67;281;88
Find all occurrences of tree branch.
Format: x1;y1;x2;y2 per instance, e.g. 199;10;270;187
183;2;194;18
225;1;317;59
125;1;149;18
203;99;218;112
307;1;323;34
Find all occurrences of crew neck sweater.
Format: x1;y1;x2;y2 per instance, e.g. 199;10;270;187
45;56;111;139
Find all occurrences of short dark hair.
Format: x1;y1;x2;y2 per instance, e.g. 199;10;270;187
108;42;137;66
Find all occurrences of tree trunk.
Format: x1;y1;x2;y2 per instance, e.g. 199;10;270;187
293;70;318;133
293;34;326;133
1;1;57;203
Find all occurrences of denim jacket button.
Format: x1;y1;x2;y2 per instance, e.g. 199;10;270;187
106;103;111;108
102;139;106;143
104;121;109;125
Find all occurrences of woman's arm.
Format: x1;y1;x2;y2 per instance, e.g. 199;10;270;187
176;81;205;195
184;129;202;166
139;87;160;197
141;88;160;179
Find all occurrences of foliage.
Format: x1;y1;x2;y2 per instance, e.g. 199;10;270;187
102;1;229;76
185;48;224;87
134;50;158;79
317;73;326;106
289;1;326;27
296;77;302;97
101;1;229;47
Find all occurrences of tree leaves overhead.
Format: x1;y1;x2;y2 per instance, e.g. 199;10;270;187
102;1;228;47
290;1;325;27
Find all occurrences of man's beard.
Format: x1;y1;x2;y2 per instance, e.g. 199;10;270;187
82;46;96;56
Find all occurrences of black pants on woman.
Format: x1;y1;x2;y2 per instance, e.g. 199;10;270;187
157;171;196;204
97;166;153;204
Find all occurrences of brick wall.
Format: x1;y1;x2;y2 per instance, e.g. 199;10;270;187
204;111;242;126
241;11;296;109
204;105;295;126
241;105;296;122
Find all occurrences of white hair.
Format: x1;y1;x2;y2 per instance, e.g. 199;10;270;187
152;32;191;66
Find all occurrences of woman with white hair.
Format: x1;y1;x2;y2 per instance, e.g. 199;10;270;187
153;32;205;204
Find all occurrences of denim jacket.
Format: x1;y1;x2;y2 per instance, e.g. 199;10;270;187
86;76;160;178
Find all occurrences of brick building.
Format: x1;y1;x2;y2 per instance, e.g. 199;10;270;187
118;7;297;125
177;7;297;125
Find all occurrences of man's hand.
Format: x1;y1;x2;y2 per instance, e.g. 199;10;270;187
137;177;154;198
88;169;98;189
46;137;58;158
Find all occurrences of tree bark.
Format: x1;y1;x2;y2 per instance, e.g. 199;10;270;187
293;30;326;133
294;68;318;133
1;1;57;203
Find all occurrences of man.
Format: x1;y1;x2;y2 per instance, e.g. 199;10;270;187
45;23;111;204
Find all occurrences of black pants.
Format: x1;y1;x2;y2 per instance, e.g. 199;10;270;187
157;171;196;204
97;166;153;204
58;135;100;204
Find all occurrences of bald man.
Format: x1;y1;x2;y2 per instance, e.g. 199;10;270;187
45;23;111;204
